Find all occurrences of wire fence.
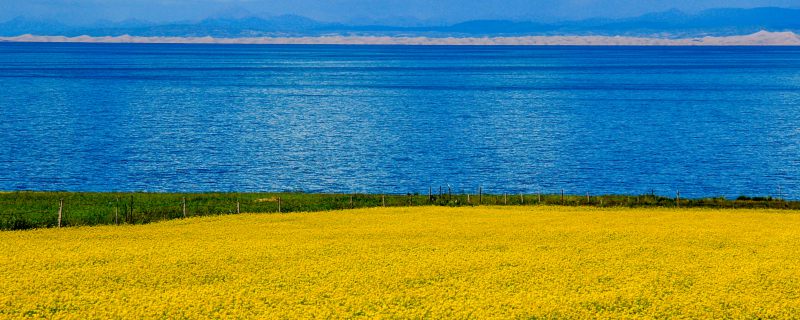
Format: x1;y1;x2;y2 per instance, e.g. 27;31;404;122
0;190;798;230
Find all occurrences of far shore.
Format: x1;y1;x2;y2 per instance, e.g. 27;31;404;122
2;31;800;46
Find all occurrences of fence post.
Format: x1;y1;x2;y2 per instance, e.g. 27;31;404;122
236;200;240;214
586;192;590;203
504;193;507;205
520;193;524;205
467;193;470;204
115;197;119;225
129;194;134;223
182;197;187;218
58;199;63;228
538;191;541;203
278;197;282;213
382;194;386;207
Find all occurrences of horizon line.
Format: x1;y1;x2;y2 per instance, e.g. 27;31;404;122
2;31;800;46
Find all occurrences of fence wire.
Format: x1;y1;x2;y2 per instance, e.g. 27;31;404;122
0;191;797;230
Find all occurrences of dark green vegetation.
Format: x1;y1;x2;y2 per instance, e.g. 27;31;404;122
1;191;798;230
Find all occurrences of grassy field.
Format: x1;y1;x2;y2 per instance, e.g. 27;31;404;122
2;206;799;318
1;191;797;230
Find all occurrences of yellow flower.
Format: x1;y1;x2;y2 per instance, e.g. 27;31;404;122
1;206;799;318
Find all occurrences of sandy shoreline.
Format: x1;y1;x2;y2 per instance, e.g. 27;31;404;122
2;31;800;46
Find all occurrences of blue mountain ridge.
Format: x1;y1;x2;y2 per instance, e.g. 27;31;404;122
1;7;799;38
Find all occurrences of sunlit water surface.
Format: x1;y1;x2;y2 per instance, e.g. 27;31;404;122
0;43;798;198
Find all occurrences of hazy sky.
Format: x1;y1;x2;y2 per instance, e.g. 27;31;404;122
1;0;798;24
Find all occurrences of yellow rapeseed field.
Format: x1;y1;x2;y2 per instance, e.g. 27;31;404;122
2;206;800;319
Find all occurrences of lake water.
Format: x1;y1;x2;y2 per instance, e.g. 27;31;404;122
0;43;798;198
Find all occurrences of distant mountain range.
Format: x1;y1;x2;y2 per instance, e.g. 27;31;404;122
2;7;799;38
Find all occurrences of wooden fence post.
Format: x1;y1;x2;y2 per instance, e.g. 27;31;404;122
586;192;590;203
129;194;134;223
236;200;240;214
182;197;187;218
278;197;282;213
504;193;507;205
58;199;63;228
382;194;385;207
520;193;524;205
115;197;119;225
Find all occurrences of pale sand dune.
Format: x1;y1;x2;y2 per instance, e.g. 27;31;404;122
2;31;800;46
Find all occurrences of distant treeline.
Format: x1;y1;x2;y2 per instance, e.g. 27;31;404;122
0;191;797;230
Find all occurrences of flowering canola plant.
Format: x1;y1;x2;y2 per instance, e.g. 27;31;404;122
1;206;800;318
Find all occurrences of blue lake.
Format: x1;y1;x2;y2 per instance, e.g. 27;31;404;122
0;43;798;198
